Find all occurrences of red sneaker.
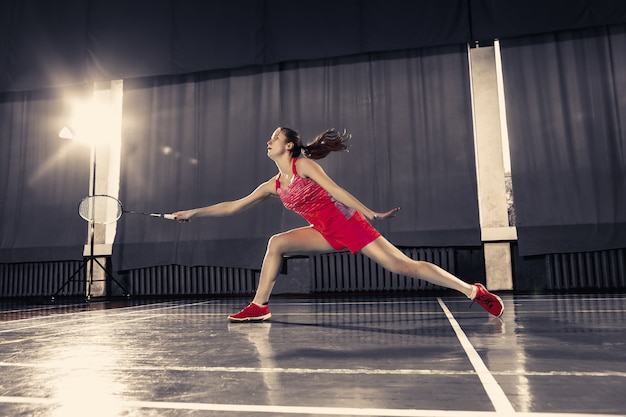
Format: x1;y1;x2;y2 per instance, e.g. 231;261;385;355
228;303;272;322
471;283;504;317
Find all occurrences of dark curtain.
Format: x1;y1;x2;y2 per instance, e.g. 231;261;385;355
0;86;92;262
500;25;626;256
0;0;471;93
0;0;88;91
3;0;626;94
4;1;626;93
113;45;479;271
471;0;626;41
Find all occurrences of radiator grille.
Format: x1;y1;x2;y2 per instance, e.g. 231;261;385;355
546;249;626;290
125;265;259;296
0;261;85;297
3;248;625;298
312;247;455;293
1;248;458;298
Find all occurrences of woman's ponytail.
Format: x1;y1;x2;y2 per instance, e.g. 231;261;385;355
302;128;350;160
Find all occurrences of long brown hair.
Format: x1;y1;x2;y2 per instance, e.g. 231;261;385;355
280;127;350;160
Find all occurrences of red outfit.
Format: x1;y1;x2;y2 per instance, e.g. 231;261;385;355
276;158;380;253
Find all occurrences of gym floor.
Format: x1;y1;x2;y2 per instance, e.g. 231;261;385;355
0;293;624;416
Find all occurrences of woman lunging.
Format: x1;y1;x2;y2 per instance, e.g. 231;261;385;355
173;127;504;321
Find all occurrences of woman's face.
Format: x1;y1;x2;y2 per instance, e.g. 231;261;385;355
266;128;290;159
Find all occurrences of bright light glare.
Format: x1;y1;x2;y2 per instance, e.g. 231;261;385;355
46;338;126;417
63;98;117;145
58;126;74;139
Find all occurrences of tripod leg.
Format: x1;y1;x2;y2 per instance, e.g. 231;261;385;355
51;261;86;301
93;258;130;297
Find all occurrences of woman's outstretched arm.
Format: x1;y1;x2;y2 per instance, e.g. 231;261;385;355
172;177;276;221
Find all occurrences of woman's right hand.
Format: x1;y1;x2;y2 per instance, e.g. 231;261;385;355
172;209;195;222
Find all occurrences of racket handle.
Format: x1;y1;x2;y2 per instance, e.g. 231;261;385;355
161;213;189;222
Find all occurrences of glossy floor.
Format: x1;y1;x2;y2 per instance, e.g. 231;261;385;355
0;294;624;416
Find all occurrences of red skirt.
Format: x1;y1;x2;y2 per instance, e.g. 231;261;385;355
315;211;381;253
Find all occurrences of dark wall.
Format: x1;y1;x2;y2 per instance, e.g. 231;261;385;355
1;0;626;92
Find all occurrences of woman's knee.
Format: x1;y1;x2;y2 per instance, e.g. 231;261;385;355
266;233;288;256
392;259;419;277
393;258;436;278
412;260;431;277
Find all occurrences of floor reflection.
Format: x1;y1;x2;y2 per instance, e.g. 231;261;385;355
43;333;126;416
227;323;280;405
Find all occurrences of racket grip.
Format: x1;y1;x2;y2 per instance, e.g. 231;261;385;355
162;214;176;220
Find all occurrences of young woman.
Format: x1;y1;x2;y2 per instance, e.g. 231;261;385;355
173;127;504;321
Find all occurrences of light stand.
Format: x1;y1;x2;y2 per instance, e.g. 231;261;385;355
52;128;128;301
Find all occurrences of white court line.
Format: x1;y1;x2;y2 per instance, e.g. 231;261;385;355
0;361;476;375
437;298;516;415
0;300;185;323
0;300;215;333
0;300;217;344
0;314;163;345
1;361;624;378
0;396;622;417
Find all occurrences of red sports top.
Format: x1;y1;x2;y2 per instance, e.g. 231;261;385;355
276;158;356;234
275;158;381;253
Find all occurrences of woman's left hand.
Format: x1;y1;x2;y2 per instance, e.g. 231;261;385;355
372;207;400;220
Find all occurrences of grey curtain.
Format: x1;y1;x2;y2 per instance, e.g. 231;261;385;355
4;0;626;94
500;25;626;256
0;0;471;93
0;86;92;262
113;45;480;271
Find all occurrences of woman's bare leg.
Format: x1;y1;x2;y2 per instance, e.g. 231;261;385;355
251;226;334;306
360;236;474;297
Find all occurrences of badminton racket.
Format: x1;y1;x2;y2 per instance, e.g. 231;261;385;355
78;195;177;224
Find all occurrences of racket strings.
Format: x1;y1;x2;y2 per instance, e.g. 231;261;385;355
78;195;123;224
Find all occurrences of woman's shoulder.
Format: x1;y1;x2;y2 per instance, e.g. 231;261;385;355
294;157;319;176
257;176;279;195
